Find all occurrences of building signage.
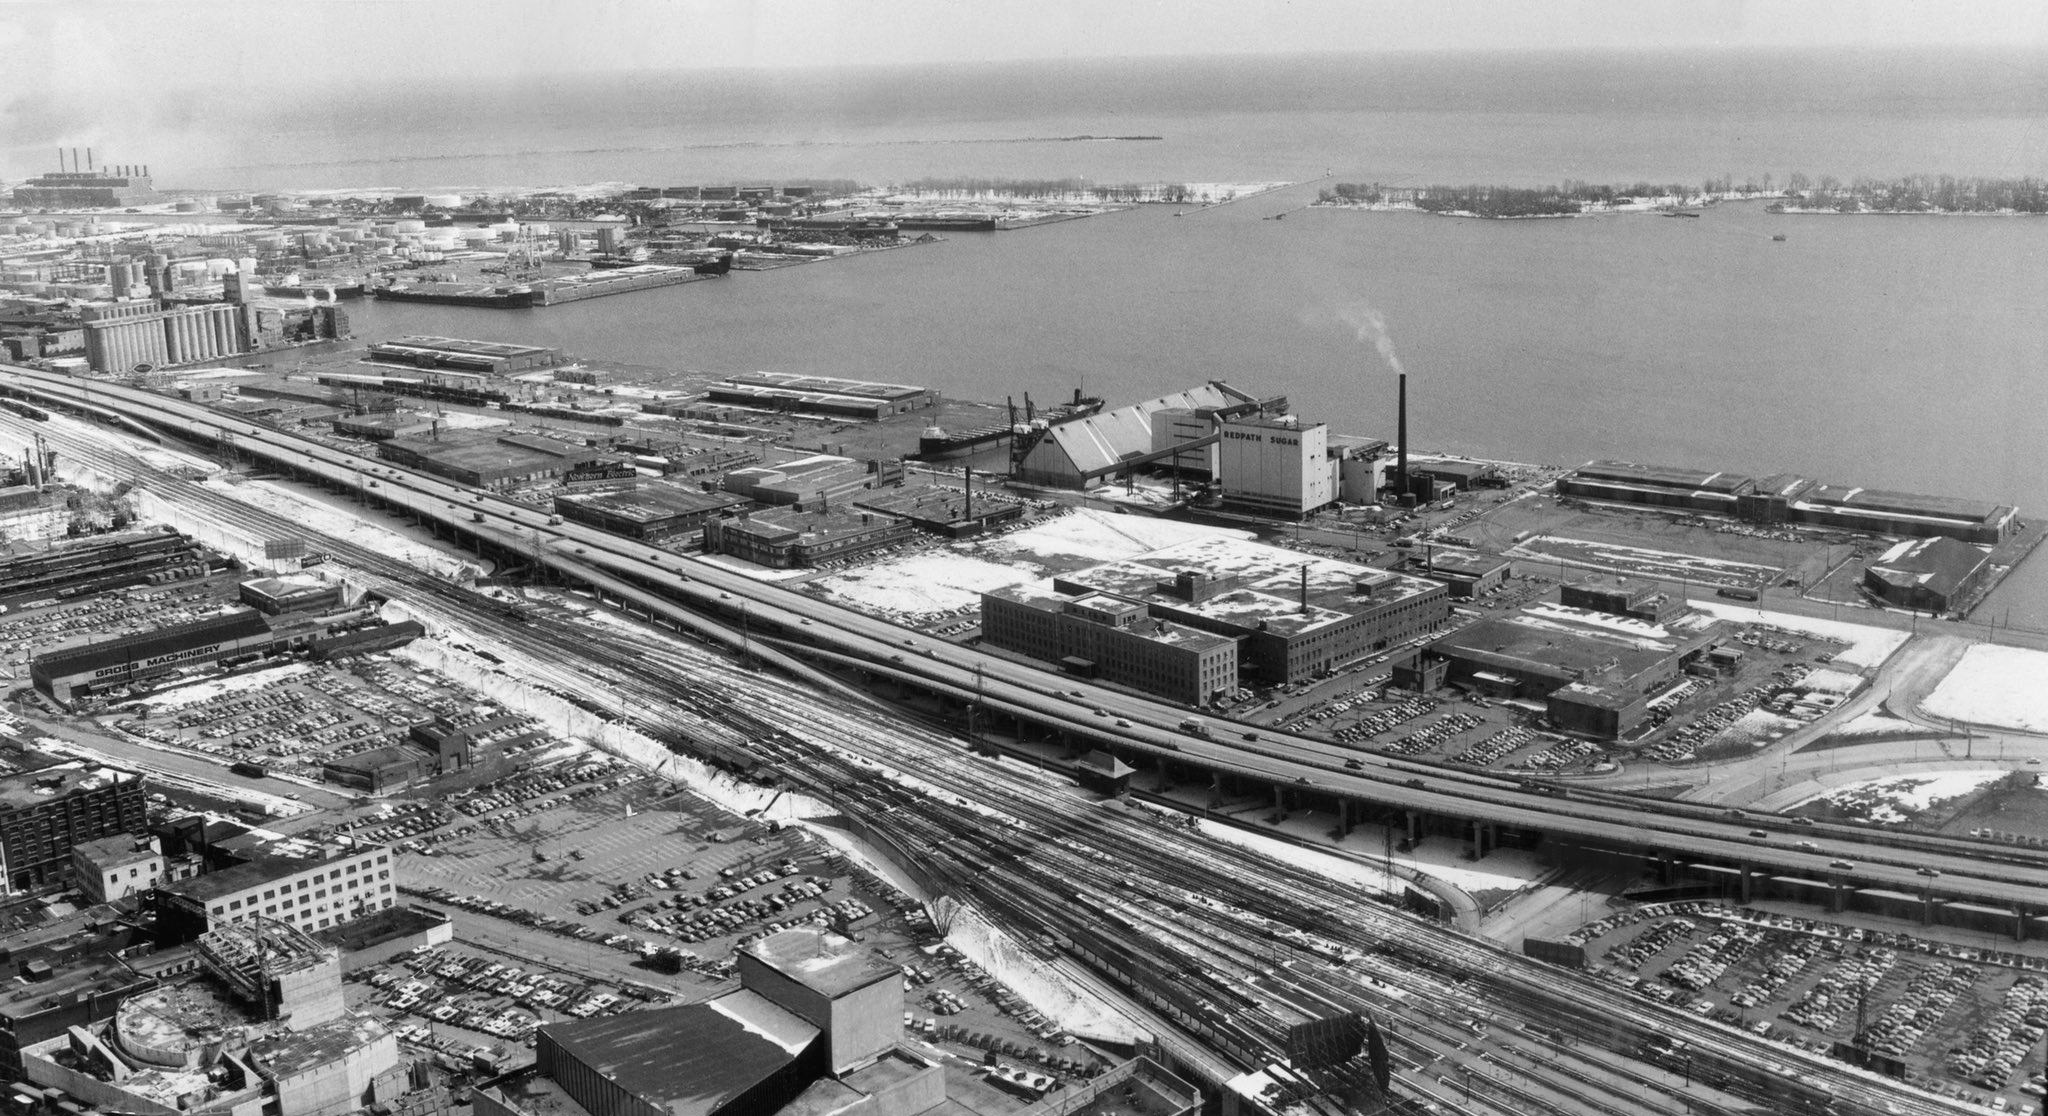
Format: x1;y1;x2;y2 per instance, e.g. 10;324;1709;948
565;462;636;484
91;642;224;680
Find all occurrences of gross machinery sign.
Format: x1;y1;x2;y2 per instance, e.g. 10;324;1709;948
92;642;223;680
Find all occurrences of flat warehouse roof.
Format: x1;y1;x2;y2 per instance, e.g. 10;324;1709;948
379;336;555;359
34;609;272;677
720;370;927;400
1799;484;2010;524
1573;460;1754;494
558;486;745;522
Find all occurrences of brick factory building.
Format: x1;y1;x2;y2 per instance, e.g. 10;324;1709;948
0;762;148;892
981;584;1240;704
377;431;616;489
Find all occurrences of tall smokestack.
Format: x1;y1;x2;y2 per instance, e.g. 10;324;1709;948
86;148;93;172
1397;372;1409;499
71;148;78;175
963;465;973;523
1299;563;1308;613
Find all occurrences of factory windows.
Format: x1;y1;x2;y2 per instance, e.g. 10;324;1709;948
264;889;276;900
298;880;309;890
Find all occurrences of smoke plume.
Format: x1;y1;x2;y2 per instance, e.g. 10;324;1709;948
1349;306;1405;376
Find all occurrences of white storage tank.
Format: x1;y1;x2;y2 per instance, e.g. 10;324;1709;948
424;193;464;209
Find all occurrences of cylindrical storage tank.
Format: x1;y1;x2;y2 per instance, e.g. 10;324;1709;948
204;258;235;277
522;222;550;237
393;219;427;235
424;193;464;209
463;232;489;249
176;261;208;276
173;201;201;213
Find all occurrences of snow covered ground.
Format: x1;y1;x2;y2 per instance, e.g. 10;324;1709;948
431;410;509;430
1691;602;1910;670
201;476;481;580
972;508;1251;566
1920;643;2048;733
691;552;814;582
1404;838;1551;896
943;904;1146;1043
1826;707;1921;739
811;551;1035;619
1713;708;1801;750
1799;668;1866;695
1808;770;2008;825
138;663;318;710
1195;819;1396;896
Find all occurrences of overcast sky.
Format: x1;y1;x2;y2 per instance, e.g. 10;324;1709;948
6;0;2046;90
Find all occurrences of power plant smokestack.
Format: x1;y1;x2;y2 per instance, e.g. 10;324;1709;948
963;465;973;523
86;148;93;172
1397;372;1409;500
71;148;78;175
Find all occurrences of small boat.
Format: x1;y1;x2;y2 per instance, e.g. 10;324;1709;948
1660;210;1701;218
1174;210;1184;217
1771;233;1787;242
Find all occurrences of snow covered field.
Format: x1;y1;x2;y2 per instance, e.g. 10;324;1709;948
971;508;1251;567
1809;770;2007;825
1920;643;2048;733
1691;602;1909;670
1196;819;1395;896
811;551;1037;618
202;477;481;580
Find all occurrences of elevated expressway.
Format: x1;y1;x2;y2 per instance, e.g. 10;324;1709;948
7;363;2046;936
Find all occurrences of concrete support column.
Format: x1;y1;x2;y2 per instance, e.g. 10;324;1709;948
1830;881;1847;914
1273;784;1285;811
2015;909;2027;943
1657;853;1675;886
1739;866;1753;904
1405;809;1420;843
1337;799;1351;838
1920;894;1933;926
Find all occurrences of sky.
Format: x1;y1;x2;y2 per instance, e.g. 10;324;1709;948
6;0;2046;177
4;0;2045;91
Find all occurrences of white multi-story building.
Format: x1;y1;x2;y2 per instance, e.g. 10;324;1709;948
1218;414;1335;516
158;840;395;940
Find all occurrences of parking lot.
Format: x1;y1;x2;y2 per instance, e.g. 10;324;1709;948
107;653;541;782
1574;901;2048;1112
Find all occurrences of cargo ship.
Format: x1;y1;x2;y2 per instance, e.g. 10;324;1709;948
372;281;536;308
895;214;999;232
756;214;900;239
263;280;367;300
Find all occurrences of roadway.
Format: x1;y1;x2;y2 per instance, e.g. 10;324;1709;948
5;363;2046;915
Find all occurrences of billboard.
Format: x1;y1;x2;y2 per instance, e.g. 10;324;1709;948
264;537;308;560
1285;1013;1368;1071
1522;937;1589;968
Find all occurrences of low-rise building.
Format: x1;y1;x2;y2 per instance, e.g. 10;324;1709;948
71;834;164;904
377;431;614;489
702;371;935;419
722;453;889;510
702;509;912;569
366;336;559;376
553;484;748;543
1404;548;1511;599
1419;602;1723;739
1863;536;1993;614
1560;575;1685;624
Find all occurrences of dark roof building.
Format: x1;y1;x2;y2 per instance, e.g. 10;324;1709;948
0;761;148;891
704;371;935;419
1564;459;2017;544
702;509;912;569
377;432;614;489
554;484;748;543
1863;536;1993;614
366;336;560;376
1422;603;1722;739
31;608;278;706
1404;548;1512;599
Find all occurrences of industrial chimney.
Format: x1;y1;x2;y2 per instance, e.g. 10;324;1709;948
962;465;973;523
1299;563;1309;613
86;148;93;172
1397;372;1409;501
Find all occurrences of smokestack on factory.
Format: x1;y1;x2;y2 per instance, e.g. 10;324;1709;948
1397;372;1409;503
